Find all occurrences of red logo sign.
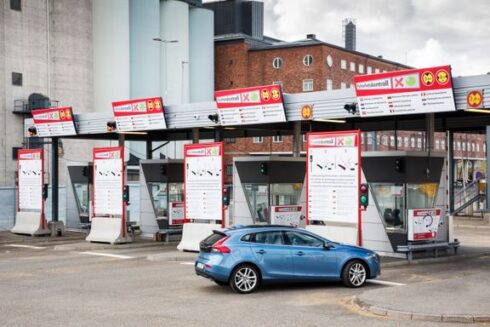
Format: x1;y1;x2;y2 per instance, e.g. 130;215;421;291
467;90;483;108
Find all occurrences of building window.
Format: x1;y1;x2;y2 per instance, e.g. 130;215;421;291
326;79;333;90
441;140;445;150
382;135;388;146
417;138;422;149
358;64;364;74
390;136;395;147
367;66;372;74
375;68;380;74
253;136;263;144
12;72;22;86
435;140;440;150
472;143;476;152
326;55;333;67
341;59;347;69
397;136;402;147
272;81;283;87
350;62;356;72
457;141;461;151
272;135;283;143
477;143;480;152
272;57;282;69
340;82;346;89
303;79;314;92
10;0;21;11
226;165;233;176
303;55;313;66
411;137;415;148
462;142;466;151
404;137;409;148
224;137;236;144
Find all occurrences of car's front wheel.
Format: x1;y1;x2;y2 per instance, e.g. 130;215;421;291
229;264;260;294
342;260;367;288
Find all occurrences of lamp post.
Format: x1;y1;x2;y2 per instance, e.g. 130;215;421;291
153;38;178;100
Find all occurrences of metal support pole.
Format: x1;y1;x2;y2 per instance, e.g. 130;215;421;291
486;126;490;211
426;113;435;151
448;131;454;213
293;121;301;157
214;130;222;142
146;140;152;159
51;138;59;222
192;128;199;144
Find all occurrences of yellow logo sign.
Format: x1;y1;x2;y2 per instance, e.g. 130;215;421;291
421;71;434;86
301;105;313;119
467;90;483;108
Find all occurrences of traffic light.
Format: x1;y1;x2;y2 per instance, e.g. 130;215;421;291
395;158;403;172
259;162;268;175
359;183;369;210
160;165;167;175
223;187;230;206
123;185;130;204
82;166;88;177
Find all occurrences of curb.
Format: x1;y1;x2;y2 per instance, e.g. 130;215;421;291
381;252;490;268
352;296;490;324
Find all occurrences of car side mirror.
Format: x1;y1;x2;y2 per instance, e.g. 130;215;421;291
324;243;335;250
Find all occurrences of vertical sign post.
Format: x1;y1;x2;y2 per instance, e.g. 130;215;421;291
86;147;129;244
306;131;362;245
11;148;49;235
184;143;224;226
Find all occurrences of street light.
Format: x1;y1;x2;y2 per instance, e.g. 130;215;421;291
153;38;178;100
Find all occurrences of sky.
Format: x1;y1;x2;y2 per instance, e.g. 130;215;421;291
259;0;490;77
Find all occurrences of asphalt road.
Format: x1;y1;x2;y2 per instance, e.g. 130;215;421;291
1;240;487;327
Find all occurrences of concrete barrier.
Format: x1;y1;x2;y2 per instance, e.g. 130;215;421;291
86;217;131;244
306;224;358;245
177;222;221;252
11;211;50;236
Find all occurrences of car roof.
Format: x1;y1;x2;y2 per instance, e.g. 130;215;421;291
222;225;300;235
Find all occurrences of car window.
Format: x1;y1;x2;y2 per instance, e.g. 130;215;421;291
285;231;324;247
241;233;254;242
202;232;226;246
252;231;285;245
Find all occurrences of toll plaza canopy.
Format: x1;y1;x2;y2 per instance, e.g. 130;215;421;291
29;73;490;143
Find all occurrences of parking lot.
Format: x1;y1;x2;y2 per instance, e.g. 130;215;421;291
0;221;488;327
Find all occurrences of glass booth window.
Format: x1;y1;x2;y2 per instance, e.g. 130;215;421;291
407;183;437;209
371;183;405;230
243;184;269;223
73;183;91;216
270;183;302;206
168;183;184;203
149;182;168;217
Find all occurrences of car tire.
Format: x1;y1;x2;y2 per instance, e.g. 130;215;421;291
229;264;260;294
342;260;368;288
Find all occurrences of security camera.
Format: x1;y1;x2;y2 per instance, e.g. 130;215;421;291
193;114;200;120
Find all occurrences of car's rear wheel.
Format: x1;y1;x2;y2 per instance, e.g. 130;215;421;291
229;264;259;294
342;260;367;288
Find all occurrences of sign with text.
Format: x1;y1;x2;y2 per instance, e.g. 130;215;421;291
306;131;361;227
17;149;43;211
354;65;456;117
407;208;442;241
31;107;77;137
169;202;184;225
270;205;303;227
93;147;124;216
112;97;166;132
184;143;223;221
215;85;286;126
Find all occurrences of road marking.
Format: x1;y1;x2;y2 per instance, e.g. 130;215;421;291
5;244;47;250
367;279;406;287
180;262;195;265
79;252;134;260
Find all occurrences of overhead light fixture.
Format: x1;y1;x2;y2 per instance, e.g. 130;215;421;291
202;126;215;130
117;131;148;135
464;108;490;114
313;118;347;124
224;127;236;130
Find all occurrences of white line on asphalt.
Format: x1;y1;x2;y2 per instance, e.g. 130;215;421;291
79;252;135;260
180;262;195;265
5;244;47;250
367;279;406;286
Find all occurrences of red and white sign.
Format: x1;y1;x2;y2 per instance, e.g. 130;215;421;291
31;107;77;137
408;208;442;241
306;131;361;244
270;205;303;227
184;143;223;223
93;147;124;217
112;97;166;132
169;202;184;225
17;149;44;213
354;65;456;117
466;90;484;109
215;84;286;126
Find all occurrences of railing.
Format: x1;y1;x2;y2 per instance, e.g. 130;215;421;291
453;180;486;216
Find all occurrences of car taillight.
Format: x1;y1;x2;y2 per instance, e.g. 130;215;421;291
211;236;231;254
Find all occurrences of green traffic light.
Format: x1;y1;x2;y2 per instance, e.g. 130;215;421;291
360;195;368;205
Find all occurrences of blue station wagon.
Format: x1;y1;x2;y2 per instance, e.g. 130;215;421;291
195;225;380;294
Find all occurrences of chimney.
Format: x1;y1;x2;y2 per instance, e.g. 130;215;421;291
343;18;356;51
306;34;316;40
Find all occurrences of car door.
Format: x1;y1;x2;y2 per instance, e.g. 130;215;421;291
284;231;338;280
249;231;294;279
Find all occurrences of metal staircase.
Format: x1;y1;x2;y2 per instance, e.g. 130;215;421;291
453;180;486;216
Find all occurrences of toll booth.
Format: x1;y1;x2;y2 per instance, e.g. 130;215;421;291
360;151;455;258
231;156;306;227
65;164;92;230
139;159;184;239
